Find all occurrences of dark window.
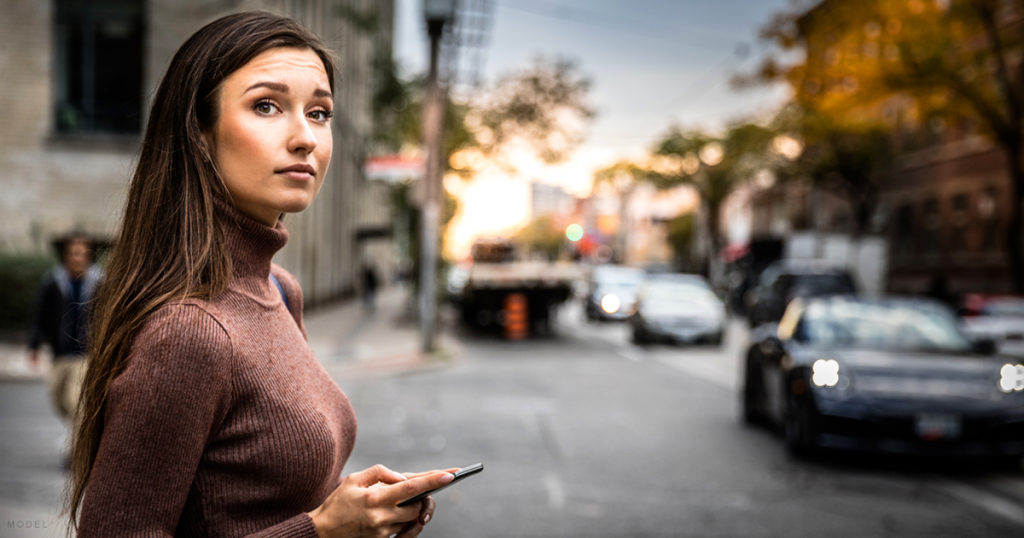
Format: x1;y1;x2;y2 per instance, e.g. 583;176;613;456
950;194;969;252
978;189;999;252
55;0;144;134
923;198;941;252
895;204;913;255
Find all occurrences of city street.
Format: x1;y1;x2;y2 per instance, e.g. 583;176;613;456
3;302;1024;537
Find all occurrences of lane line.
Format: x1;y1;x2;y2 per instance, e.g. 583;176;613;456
937;479;1024;527
543;473;566;510
651;354;737;391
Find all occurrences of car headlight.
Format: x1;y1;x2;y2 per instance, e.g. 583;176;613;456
812;359;840;387
999;364;1024;392
601;294;621;314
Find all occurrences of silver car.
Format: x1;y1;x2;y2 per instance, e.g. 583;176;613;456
630;274;726;345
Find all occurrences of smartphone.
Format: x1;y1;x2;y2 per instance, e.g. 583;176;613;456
396;463;484;507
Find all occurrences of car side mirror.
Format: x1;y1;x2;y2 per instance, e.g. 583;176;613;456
973;338;997;356
759;336;784;357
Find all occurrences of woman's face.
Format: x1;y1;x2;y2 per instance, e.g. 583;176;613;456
206;47;333;226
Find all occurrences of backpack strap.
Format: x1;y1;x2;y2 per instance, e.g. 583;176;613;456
269;273;290;311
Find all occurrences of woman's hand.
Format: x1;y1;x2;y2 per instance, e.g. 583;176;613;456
308;464;454;538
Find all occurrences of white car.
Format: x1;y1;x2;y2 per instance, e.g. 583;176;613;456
961;296;1024;356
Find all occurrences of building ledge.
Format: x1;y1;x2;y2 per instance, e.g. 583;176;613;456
897;136;996;171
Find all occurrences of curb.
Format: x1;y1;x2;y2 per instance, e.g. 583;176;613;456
325;334;463;381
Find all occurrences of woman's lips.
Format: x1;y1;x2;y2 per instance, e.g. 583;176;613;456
276;164;316;181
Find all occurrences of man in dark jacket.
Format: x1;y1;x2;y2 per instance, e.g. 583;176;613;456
28;232;102;423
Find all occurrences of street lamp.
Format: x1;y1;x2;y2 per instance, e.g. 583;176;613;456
419;0;458;354
424;0;457;24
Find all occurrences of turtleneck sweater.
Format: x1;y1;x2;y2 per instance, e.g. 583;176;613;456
78;199;357;538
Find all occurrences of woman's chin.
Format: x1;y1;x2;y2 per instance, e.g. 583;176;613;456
274;196;315;215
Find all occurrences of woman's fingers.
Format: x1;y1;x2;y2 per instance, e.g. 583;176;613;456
418;496;436;525
352;464;408;487
401;467;461;480
394;520;425;538
381;471;453;506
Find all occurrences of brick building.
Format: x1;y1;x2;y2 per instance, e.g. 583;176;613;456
0;0;397;305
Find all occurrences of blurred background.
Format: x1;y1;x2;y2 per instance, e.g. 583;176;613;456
2;0;1024;537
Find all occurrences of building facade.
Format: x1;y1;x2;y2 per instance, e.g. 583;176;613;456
0;0;396;306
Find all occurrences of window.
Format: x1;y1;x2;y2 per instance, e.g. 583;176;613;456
894;204;913;255
950;194;969;252
978;189;999;252
55;0;144;134
923;198;941;252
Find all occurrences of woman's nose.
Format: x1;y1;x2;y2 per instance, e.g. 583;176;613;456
288;116;318;154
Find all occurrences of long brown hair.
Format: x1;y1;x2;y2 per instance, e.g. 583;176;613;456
66;11;336;532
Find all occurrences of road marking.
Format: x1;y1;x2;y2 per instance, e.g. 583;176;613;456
651;354;737;391
543;473;566;510
938;479;1024;527
616;348;644;362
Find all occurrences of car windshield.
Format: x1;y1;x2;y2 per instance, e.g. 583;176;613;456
798;299;973;352
981;298;1024;317
647;282;718;306
791;273;856;296
595;268;644;290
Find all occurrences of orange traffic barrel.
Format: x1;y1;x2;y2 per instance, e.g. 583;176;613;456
504;293;529;340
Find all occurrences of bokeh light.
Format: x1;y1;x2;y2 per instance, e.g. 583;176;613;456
566;224;584;242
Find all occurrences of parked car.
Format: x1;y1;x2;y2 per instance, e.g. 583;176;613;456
585;265;646;321
743;295;1024;458
746;261;857;327
629;274;726;345
960;295;1024;355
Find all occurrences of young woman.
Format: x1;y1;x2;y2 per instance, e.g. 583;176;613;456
68;12;454;538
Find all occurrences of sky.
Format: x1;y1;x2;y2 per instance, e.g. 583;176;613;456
393;0;794;258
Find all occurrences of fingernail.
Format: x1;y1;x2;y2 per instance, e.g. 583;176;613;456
423;514;431;524
441;473;454;484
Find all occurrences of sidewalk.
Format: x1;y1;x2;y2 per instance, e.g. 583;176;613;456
305;284;461;380
0;284;459;382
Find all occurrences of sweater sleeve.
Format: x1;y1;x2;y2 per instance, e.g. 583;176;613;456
78;305;235;537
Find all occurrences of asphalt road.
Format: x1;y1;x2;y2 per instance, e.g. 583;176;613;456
3;303;1024;537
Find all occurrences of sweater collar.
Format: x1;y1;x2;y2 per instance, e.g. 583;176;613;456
214;197;289;293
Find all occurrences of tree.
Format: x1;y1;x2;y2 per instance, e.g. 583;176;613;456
666;212;697;270
511;216;564;261
772;105;895;236
745;0;1024;290
598;123;778;269
470;56;596;164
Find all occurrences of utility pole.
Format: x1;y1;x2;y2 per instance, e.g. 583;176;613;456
419;0;456;353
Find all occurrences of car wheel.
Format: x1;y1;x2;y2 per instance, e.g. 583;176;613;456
785;393;820;457
742;359;763;425
710;332;724;346
631;325;647;345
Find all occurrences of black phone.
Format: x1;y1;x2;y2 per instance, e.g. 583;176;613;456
396;463;484;507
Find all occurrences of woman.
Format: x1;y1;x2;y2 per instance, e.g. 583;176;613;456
68;12;454;538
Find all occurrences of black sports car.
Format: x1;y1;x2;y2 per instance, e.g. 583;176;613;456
743;295;1024;457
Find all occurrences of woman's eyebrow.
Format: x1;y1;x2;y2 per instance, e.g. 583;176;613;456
244;81;289;94
243;81;332;99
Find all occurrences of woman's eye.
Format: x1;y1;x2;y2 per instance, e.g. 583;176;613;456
309;109;332;122
254;101;278;115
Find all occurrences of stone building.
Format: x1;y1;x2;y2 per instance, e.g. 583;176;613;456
0;0;397;306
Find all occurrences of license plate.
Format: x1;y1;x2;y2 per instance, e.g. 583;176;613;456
914;413;962;440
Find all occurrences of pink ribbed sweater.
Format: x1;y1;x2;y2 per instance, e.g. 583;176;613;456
78;200;357;537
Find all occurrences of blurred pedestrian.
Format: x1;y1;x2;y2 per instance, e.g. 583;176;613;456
362;262;379;312
66;12;455;538
28;231;102;425
926;275;957;309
